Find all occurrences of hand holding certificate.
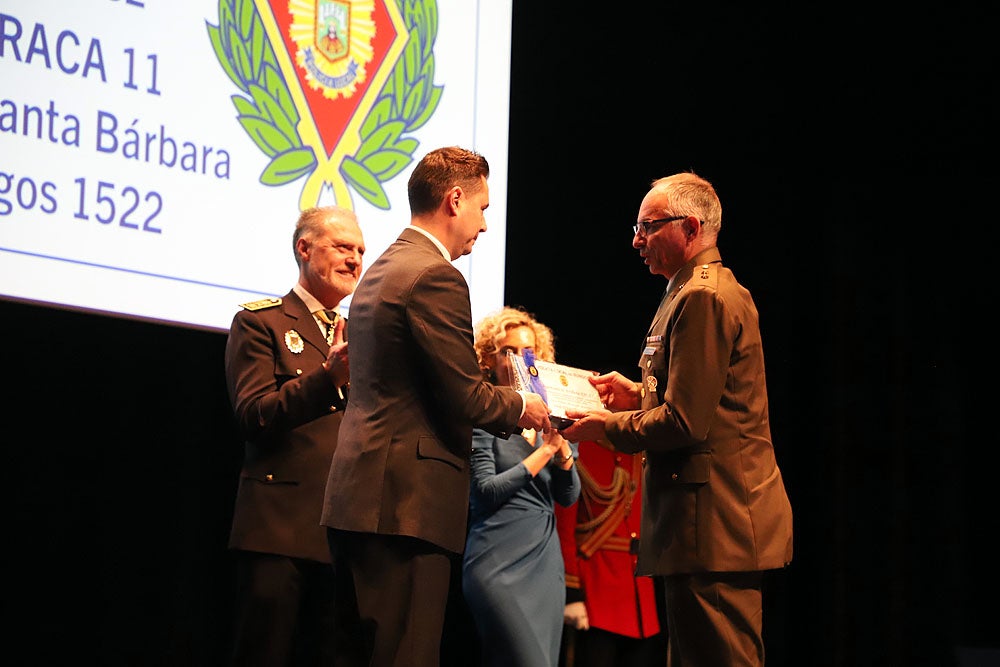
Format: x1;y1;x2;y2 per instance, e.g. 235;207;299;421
508;350;604;429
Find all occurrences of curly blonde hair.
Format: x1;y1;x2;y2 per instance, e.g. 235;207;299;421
473;306;556;379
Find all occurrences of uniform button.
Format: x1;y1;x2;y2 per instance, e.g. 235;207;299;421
265;474;274;482
671;472;678;480
329;405;338;412
646;360;652;368
630;532;638;539
640;387;646;398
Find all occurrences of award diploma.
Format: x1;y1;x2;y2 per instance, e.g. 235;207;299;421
508;351;604;428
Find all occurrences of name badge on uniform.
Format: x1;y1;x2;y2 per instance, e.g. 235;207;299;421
643;335;662;357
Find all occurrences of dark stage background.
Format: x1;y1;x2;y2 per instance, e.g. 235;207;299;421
5;4;994;666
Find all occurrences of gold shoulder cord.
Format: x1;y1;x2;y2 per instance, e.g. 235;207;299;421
574;459;636;558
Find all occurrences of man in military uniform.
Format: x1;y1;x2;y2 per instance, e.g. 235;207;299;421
562;172;793;667
224;205;364;666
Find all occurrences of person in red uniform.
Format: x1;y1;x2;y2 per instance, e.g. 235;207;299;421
555;440;665;667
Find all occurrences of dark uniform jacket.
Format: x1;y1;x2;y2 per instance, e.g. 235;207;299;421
224;289;346;563
606;247;794;575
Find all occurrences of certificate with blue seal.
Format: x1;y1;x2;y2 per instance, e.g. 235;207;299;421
508;350;604;429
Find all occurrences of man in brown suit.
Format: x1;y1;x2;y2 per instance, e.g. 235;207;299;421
563;172;793;666
321;146;552;667
224;206;364;666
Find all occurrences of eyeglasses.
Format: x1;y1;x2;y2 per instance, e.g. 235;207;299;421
632;216;687;238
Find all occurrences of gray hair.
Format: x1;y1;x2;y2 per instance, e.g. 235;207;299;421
650;172;722;234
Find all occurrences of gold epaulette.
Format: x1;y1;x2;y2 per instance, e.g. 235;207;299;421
240;297;282;311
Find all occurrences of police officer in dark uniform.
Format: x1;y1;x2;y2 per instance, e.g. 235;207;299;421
224;205;364;666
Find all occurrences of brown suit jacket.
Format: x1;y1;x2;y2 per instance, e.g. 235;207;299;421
224;289;346;563
606;247;793;575
321;228;522;554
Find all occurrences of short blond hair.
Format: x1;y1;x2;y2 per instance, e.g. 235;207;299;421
473;306;555;379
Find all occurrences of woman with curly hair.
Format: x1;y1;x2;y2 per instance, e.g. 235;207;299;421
461;306;582;667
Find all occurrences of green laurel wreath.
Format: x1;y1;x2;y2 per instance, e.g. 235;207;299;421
206;0;442;209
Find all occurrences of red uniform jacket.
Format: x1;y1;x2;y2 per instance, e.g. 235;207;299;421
555;440;660;638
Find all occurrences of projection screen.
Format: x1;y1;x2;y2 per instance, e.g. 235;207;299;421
0;0;512;331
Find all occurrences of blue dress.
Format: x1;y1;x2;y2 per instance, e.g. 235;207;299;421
462;428;581;667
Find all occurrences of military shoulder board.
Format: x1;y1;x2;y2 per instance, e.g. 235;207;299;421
240;297;282;311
